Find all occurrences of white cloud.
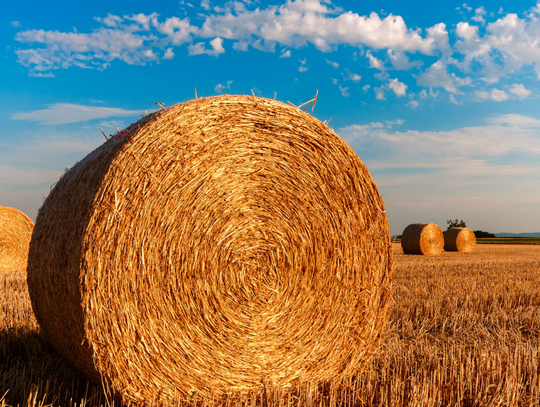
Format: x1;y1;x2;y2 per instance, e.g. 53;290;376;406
201;0;211;11
11;103;144;125
215;80;233;93
233;40;249;51
198;3;436;53
363;84;370;92
11;21;21;28
510;83;531;98
157;16;197;45
471;7;487;24
387;49;422;70
15;1;439;75
366;50;384;70
408;100;418;108
416;60;471;93
339;86;349;97
188;37;225;56
374;86;385;100
12;0;540;99
388;78;407;96
491;88;508;101
298;57;308;72
343;69;361;82
449;94;460;104
163;48;175;59
15;26;160;72
338;114;540;175
280;49;291;57
419;89;428;99
475;88;508;101
426;23;451;56
326;58;339;68
475;91;490;99
452;10;540;83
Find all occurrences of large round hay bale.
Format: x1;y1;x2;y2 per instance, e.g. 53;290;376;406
443;227;476;252
0;206;34;272
27;95;392;405
401;223;444;255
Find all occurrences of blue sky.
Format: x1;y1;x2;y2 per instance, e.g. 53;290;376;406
2;0;540;235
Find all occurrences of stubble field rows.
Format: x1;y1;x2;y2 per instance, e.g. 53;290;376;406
1;244;540;406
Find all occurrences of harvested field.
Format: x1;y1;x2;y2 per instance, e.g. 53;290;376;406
2;244;540;406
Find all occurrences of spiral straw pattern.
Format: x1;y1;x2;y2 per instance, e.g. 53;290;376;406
0;206;34;273
27;95;392;405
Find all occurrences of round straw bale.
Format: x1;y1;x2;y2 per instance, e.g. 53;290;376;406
443;227;476;252
401;223;444;255
0;206;34;273
27;95;392;405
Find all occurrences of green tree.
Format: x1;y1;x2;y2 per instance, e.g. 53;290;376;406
447;219;466;230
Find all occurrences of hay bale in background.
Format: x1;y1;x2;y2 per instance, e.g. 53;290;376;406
401;223;444;256
0;206;34;273
444;227;476;252
27;95;392;406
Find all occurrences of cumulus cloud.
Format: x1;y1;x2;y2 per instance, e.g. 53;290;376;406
388;78;407;96
198;3;435;53
11;103;144;125
416;60;471;93
215;80;233;93
510;83;532;98
451;10;540;83
475;88;508;101
163;48;175;59
471;6;487;24
11;0;540;104
188;37;225;56
491;88;508;101
14;1;436;75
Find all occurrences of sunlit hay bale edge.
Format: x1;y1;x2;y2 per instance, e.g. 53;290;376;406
27;95;392;406
0;206;34;273
443;227;476;252
401;223;444;256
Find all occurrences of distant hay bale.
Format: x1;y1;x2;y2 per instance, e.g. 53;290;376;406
0;206;34;273
401;223;444;256
444;227;476;252
27;95;392;406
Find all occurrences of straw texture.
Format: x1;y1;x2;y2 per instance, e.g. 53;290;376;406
401;223;444;256
27;95;392;406
0;206;34;273
444;227;476;252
